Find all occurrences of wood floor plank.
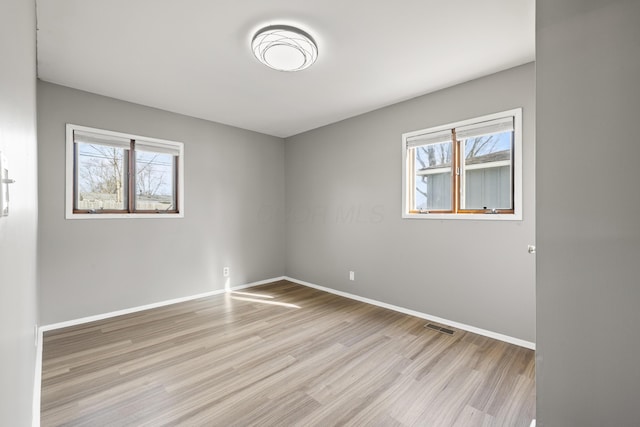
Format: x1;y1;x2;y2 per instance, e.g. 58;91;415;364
41;280;535;426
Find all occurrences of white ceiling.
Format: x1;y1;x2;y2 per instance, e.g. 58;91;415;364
36;0;535;138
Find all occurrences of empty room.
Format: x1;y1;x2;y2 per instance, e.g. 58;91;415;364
2;1;640;426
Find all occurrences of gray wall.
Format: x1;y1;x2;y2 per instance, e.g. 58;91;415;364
38;82;285;325
0;0;39;425
536;1;640;425
285;63;536;343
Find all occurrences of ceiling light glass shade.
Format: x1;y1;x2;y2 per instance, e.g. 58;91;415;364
252;25;318;72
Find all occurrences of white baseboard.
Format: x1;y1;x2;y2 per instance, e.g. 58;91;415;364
40;276;286;332
39;275;534;352
32;326;43;427
39;290;225;332
283;276;535;350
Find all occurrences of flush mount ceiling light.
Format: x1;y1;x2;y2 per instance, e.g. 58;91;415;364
251;25;318;72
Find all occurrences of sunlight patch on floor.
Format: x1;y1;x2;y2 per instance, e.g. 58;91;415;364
231;291;274;299
230;296;300;309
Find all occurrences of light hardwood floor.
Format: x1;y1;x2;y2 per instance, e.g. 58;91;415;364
41;280;535;426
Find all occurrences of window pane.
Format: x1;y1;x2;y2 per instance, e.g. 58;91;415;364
461;131;513;210
414;141;452;211
76;142;128;210
135;150;176;211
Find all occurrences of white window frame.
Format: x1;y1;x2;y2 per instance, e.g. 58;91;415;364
402;108;523;221
65;124;185;219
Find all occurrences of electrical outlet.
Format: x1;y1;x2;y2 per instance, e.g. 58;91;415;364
349;271;355;281
223;267;229;277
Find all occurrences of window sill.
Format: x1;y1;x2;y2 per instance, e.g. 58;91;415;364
66;212;184;220
402;212;522;221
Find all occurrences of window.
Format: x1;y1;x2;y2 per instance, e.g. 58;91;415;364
66;124;184;218
402;108;522;220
